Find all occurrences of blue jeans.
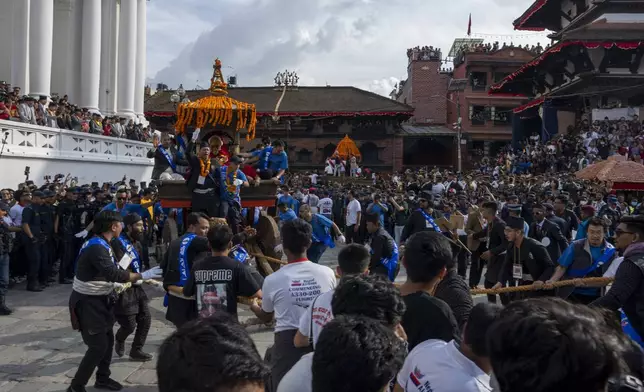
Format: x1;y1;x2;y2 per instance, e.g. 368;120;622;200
0;253;9;296
307;243;328;264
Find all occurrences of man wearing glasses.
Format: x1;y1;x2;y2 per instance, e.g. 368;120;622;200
546;217;616;305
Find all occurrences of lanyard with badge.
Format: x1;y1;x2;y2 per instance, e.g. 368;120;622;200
512;246;523;280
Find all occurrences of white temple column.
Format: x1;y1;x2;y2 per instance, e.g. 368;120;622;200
79;0;101;110
11;0;30;93
134;0;147;118
66;0;83;104
29;0;54;97
98;0;111;113
117;0;137;117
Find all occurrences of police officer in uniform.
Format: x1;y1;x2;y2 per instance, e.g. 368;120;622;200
67;211;162;392
21;190;46;292
40;190;56;285
55;188;78;284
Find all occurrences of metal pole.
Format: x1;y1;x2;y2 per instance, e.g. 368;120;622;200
456;94;462;172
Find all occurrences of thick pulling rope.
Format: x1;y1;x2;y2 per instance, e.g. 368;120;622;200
470;277;614;295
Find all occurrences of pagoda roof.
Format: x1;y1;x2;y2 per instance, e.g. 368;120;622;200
561;20;644;41
489;38;644;96
513;0;562;32
514;0;644;32
145;86;414;119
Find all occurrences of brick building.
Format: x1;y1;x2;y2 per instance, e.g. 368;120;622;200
392;43;542;168
144;86;413;172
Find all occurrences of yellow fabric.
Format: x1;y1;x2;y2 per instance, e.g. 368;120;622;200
334;135;361;160
141;197;153;220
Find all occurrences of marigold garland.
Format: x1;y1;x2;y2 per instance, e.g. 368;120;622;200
175;96;257;141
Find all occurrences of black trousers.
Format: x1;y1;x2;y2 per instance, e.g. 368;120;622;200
60;237;77;282
115;301;151;352
456;235;469;278
72;329;114;387
25;240;45;287
485;279;510;305
468;249;483;288
344;224;359;244
221;200;242;234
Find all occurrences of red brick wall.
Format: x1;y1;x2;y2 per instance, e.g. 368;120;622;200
409;60;448;125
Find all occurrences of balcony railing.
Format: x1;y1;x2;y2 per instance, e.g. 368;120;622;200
0;119;153;166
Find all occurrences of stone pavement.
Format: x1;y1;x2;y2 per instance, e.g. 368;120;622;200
0;246;482;392
0;248;344;392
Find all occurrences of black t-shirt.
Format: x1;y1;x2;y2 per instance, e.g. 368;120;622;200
182;256;260;318
402;291;460;350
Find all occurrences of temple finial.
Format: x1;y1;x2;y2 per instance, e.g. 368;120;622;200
209;58;228;96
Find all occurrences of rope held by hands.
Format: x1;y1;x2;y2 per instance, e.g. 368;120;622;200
470;277;614;295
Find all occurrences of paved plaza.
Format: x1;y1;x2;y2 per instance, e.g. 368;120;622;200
0;248;346;392
0;246;482;391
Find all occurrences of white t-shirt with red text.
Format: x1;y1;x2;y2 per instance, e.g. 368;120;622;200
297;289;334;348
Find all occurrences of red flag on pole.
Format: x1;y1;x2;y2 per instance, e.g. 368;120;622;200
467;14;472;36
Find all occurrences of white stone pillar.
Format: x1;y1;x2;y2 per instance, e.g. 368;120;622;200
11;0;30;93
117;0;137;117
29;0;54;97
98;0;111;113
66;0;83;104
134;0;147;118
79;0;101;110
99;0;120;115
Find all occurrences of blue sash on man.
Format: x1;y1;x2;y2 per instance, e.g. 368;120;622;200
311;215;335;248
567;242;616;278
418;209;441;232
77;236;117;266
163;233;197;307
229;244;249;264
257;146;273;171
117;235;141;273
370;242;399;282
158;146;177;172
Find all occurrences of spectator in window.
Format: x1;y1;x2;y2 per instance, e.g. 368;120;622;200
18;96;36;124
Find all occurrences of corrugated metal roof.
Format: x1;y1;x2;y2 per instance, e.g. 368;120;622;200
400;125;455;136
448;79;468;92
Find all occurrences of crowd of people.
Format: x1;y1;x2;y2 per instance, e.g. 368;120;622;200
2;112;644;392
0;82;152;141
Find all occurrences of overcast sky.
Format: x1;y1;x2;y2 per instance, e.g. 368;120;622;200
146;0;550;96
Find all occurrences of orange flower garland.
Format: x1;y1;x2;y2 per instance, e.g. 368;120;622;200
199;157;211;177
175;96;257;141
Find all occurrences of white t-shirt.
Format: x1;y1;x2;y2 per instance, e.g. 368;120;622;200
319;198;333;216
346;199;362;226
278;352;313;392
297;289;334;348
397;340;491;392
261;261;337;333
310;173;318;185
9;204;25;226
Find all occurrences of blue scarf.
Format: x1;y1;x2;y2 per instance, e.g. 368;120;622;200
229;244;249;264
116;235;141;273
77;236;116;266
258;146;273;171
370;241;399;282
311;215;335;248
158;146;176;172
418;209;441;233
163;233;197;307
568;242;616;278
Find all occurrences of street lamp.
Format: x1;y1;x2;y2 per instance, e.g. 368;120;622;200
170;84;188;105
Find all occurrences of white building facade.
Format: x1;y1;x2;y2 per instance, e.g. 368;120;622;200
0;0;147;119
